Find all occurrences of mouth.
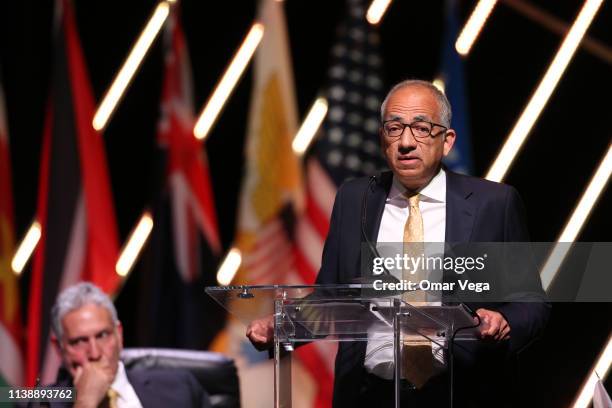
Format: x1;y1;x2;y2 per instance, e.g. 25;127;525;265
397;155;420;162
395;155;421;170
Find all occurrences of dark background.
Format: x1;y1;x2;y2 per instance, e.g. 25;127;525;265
1;0;610;406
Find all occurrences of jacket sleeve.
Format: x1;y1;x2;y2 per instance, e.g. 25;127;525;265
496;186;551;353
316;184;344;285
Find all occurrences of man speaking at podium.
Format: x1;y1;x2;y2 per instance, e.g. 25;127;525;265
247;80;550;407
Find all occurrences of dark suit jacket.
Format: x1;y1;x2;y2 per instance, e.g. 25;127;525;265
38;365;211;408
315;169;550;407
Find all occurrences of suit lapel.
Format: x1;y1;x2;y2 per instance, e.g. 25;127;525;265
368;170;475;242
445;170;475;242
126;369;156;407
366;172;393;243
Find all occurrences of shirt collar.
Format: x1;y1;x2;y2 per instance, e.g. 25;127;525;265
110;361;129;397
388;167;446;203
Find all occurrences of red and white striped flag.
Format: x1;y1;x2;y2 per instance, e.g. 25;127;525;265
295;0;388;287
292;0;388;403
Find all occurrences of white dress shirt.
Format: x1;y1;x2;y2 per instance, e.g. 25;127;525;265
109;362;143;408
364;168;447;379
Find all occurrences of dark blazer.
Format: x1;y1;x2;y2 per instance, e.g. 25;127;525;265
38;366;211;408
315;169;550;407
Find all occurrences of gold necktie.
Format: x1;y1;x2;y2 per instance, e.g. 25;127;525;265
401;193;434;388
106;388;119;408
402;193;426;302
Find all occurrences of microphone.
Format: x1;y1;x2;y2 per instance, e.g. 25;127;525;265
360;175;395;279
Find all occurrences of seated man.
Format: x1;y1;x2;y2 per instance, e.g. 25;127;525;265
46;282;211;408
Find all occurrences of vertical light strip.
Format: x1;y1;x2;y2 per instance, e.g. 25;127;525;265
193;23;264;140
115;212;154;277
10;221;42;274
540;144;611;289
366;0;393;25
572;333;612;408
486;0;605;182
216;247;242;285
92;1;170;131
292;97;328;155
455;0;498;56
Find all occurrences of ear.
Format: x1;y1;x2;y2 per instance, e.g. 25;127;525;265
442;129;456;157
116;321;124;347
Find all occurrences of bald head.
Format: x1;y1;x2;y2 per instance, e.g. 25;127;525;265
380;79;452;127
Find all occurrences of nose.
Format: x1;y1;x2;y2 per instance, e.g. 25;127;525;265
86;338;102;360
398;126;417;151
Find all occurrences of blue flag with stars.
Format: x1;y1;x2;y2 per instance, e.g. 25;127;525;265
309;0;388;185
440;0;474;175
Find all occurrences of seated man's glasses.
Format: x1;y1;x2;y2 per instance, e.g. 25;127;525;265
382;120;448;140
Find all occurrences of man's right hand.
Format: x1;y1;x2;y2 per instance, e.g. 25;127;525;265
246;315;274;351
73;360;114;408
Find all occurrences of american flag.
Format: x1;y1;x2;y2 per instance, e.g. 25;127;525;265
295;0;388;285
292;0;388;406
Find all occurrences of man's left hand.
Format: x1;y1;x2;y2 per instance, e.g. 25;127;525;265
475;308;511;341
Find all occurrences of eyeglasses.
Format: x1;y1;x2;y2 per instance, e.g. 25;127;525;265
382;120;448;139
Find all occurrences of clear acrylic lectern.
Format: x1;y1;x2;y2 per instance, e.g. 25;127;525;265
206;284;480;408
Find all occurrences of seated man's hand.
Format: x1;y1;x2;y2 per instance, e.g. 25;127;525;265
246;315;274;351
475;308;511;341
73;359;115;408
